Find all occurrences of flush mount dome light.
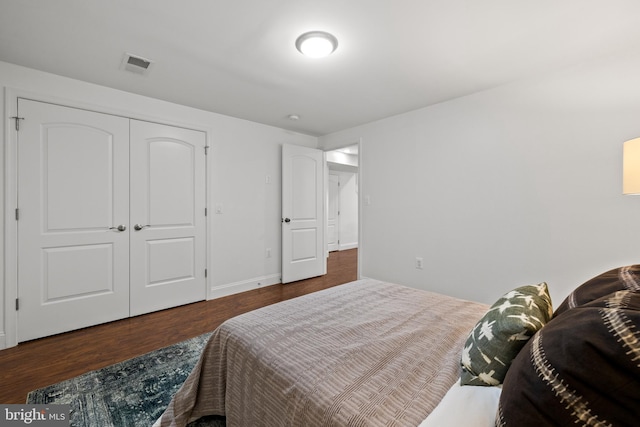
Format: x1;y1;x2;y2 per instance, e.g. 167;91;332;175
295;31;338;58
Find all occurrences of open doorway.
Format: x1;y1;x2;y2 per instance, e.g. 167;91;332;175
325;144;359;254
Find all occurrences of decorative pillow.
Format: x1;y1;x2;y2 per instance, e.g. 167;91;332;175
497;290;640;427
460;282;552;386
554;264;640;317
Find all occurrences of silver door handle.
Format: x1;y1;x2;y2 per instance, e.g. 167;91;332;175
109;225;127;232
134;224;150;231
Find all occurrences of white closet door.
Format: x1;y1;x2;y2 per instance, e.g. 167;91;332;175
129;120;207;316
17;99;130;342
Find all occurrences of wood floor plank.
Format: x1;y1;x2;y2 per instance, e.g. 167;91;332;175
0;249;357;404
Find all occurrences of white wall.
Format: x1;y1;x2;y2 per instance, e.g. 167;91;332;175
0;61;317;348
320;50;640;307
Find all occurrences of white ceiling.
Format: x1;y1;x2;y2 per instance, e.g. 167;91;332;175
2;1;640;136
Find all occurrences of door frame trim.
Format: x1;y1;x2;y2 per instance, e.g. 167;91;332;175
323;139;362;279
2;87;212;349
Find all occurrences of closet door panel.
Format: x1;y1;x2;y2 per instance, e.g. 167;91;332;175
129;120;207;316
17;99;130;342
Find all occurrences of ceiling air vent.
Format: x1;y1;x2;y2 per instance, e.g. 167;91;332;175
121;53;154;75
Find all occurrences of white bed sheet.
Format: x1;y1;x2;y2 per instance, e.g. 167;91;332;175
419;382;501;427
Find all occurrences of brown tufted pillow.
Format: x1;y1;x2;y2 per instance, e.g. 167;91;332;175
497;290;640;427
554;264;640;317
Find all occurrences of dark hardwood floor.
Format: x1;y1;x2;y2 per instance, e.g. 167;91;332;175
0;249;357;404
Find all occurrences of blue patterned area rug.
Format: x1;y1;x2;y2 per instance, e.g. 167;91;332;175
26;332;225;427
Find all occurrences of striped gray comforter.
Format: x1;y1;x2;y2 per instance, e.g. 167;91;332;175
157;279;488;427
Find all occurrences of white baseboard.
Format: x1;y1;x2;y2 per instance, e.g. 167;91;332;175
208;274;281;299
339;242;358;251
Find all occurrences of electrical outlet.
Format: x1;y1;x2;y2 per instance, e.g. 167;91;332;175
266;248;272;258
415;257;424;269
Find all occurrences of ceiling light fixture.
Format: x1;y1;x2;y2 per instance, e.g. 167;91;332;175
295;31;338;58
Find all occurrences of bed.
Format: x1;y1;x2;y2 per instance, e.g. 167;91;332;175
156;268;640;427
155;279;488;426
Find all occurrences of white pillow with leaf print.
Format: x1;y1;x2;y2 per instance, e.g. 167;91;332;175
460;282;553;386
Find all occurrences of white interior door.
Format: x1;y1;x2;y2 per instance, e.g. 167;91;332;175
17;99;130;341
282;144;325;283
328;173;340;252
129;120;207;316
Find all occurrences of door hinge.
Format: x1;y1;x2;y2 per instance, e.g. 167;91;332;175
205;269;208;278
15;208;19;221
204;146;209;155
205;207;208;216
11;116;25;131
15;298;19;311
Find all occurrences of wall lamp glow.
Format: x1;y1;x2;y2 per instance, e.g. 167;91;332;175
295;31;338;58
623;137;640;194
